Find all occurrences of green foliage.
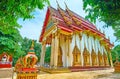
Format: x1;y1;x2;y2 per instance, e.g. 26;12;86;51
111;45;120;63
0;0;49;66
0;0;49;54
45;46;51;63
0;0;49;34
83;0;120;41
0;30;22;54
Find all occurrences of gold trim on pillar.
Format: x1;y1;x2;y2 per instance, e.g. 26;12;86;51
83;47;90;66
72;45;81;66
103;52;109;66
98;51;103;66
91;49;97;66
57;46;63;67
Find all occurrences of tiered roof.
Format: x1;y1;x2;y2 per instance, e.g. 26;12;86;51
39;5;113;47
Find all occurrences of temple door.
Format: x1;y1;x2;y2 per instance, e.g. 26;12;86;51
91;50;97;66
72;45;81;66
83;48;90;66
57;46;63;67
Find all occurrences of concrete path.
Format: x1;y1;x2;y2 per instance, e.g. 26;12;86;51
3;68;120;79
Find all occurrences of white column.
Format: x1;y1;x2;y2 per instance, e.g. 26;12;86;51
50;35;55;67
87;34;92;66
53;33;59;68
40;41;46;66
101;46;105;66
89;53;92;66
69;37;73;67
95;39;99;66
65;37;68;67
81;34;84;66
68;36;71;67
96;54;99;66
89;37;92;66
109;51;113;67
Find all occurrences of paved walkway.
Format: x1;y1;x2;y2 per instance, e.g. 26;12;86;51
3;68;120;79
96;73;120;79
37;68;115;79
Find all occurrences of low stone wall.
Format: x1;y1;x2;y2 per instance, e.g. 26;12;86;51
0;68;13;78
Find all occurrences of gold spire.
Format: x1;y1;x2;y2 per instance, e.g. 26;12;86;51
31;40;34;48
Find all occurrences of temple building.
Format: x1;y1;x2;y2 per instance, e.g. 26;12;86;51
39;4;114;70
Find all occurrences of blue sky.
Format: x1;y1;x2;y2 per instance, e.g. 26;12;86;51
18;0;117;45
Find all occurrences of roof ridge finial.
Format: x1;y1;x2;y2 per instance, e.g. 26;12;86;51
64;2;69;10
108;36;110;40
103;30;105;35
56;0;60;9
99;28;101;32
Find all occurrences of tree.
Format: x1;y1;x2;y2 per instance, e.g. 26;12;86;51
83;0;120;41
0;0;49;34
111;45;120;63
0;29;22;54
0;0;49;55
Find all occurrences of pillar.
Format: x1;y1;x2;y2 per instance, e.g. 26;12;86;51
109;51;113;67
65;36;69;67
81;52;84;66
53;32;59;68
90;53;92;66
102;54;105;66
40;41;46;66
69;36;73;66
68;36;71;66
50;34;55;67
106;54;110;66
96;54;99;66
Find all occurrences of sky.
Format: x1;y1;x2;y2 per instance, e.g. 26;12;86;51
18;0;117;45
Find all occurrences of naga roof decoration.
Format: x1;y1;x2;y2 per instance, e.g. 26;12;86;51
39;4;113;47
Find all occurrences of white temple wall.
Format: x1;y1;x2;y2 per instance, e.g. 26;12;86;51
70;34;75;66
97;40;102;53
91;36;96;52
81;33;85;54
84;34;89;51
88;36;92;54
95;39;99;54
76;34;81;51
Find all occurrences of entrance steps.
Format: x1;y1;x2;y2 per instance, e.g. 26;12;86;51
69;66;111;72
40;67;71;73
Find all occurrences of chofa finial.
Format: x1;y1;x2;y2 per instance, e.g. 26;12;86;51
64;1;69;10
56;0;60;8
